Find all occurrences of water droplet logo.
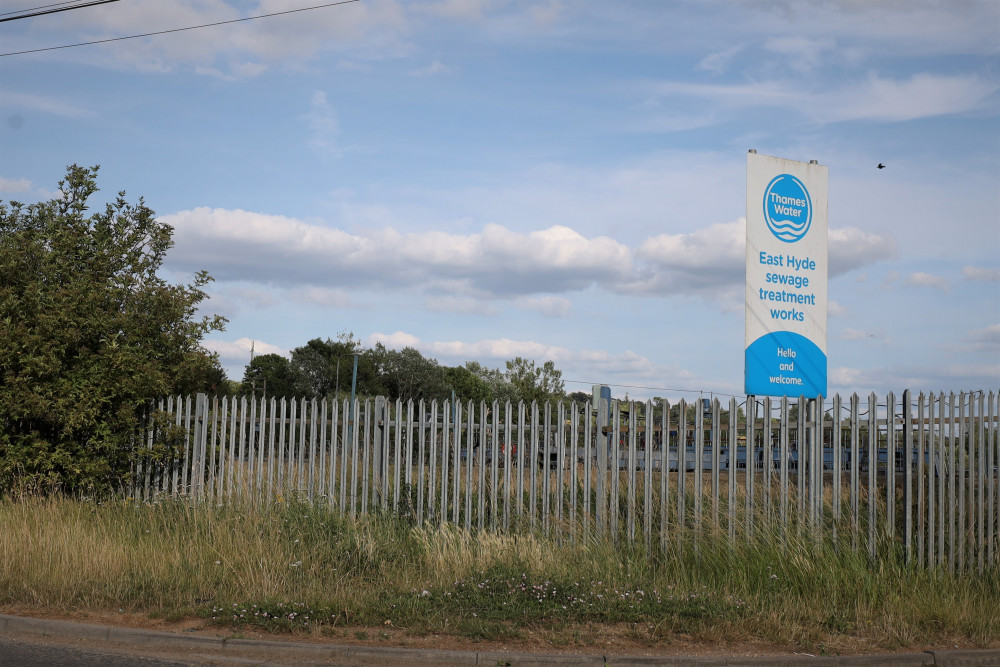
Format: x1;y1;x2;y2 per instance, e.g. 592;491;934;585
763;174;812;243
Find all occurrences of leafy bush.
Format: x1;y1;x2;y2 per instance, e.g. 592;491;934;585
0;165;226;494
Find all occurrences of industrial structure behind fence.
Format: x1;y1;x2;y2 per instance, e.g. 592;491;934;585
134;389;999;572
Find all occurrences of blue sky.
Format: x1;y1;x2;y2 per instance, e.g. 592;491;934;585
2;0;998;400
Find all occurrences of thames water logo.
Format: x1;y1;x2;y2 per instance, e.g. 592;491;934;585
763;174;812;243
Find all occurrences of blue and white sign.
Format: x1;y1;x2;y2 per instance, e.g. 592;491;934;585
763;174;812;243
746;152;828;398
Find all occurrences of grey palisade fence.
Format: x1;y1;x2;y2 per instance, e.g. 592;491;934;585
132;389;999;572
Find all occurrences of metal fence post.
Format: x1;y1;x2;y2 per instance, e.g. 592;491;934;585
191;393;208;503
903;389;913;563
374;396;387;509
594;385;610;538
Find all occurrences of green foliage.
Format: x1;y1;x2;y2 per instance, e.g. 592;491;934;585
0;165;226;494
504;357;565;404
242;353;302;398
443;365;492;404
371;344;449;400
238;331;570;406
289;335;359;397
462;360;518;404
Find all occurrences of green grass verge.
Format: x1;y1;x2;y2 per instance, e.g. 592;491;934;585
0;494;996;652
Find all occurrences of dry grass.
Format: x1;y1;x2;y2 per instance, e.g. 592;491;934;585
0;493;997;654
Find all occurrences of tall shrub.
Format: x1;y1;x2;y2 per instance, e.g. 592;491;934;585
0;165;226;494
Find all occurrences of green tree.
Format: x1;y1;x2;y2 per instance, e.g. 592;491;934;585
0;165;226;494
241;353;301;398
289;335;359;398
504;357;565;404
464;360;518;404
357;341;390;398
200;354;231;394
379;346;448;400
444;364;492;404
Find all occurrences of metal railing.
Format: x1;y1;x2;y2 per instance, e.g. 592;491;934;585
132;390;999;571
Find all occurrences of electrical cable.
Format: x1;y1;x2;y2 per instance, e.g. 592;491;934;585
0;0;120;24
0;1;86;18
0;0;361;57
562;378;742;399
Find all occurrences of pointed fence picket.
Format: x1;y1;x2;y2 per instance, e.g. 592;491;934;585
133;390;1000;571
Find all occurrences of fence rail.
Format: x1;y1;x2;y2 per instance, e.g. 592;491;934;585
133;390;999;571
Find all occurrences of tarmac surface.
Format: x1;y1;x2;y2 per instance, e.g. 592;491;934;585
2;613;1000;667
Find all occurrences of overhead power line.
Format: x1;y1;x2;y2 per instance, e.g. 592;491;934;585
0;1;87;18
0;0;120;24
563;379;742;399
0;0;361;57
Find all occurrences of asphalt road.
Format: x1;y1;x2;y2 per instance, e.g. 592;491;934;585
0;635;197;667
0;633;415;666
3;613;1000;667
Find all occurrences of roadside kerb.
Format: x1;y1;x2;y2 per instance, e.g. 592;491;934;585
925;651;1000;667
600;655;933;666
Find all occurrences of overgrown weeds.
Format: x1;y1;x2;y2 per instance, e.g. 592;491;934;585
0;494;996;652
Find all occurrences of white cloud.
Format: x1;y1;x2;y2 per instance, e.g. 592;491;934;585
966;323;1000;350
829;366;864;387
963;266;1000;281
202;284;279;319
423;295;498;315
742;1;1000;57
306;90;340;154
420;0;492;21
905;272;949;290
411;60;454;77
639;220;744;268
528;1;564;27
763;36;836;71
815;73;999;123
289;286;356;308
516;296;572;318
628;219;892;294
227;286;278;309
424;337;571;363
830;361;1000;395
827;300;848;317
164;208;892;305
829;227;895;275
367;330;423;349
697;44;745;74
0;174;59;201
0;91;94;117
0;177;32;193
881;270;899;289
164;208;633;298
366;332;659;380
19;0;410;77
204;336;288;368
231;60;268;78
648;73;998;124
630;219;745;293
12;0;997;82
940;365;1000;383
